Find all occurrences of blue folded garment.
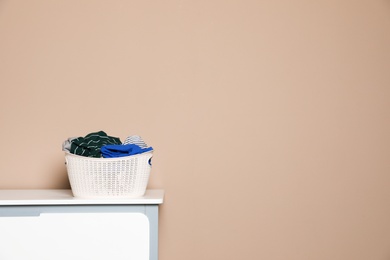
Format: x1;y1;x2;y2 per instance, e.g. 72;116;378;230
101;144;153;158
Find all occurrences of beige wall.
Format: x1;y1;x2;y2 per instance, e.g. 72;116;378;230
1;0;390;259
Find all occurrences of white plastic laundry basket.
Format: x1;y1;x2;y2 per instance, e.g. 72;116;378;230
65;151;153;198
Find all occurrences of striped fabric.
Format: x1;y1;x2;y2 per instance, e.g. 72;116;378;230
69;131;122;158
123;135;149;148
62;137;77;153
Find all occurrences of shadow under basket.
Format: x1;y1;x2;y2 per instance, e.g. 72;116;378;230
65;151;153;199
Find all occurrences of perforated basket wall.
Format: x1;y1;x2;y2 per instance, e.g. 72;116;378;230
65;151;153;198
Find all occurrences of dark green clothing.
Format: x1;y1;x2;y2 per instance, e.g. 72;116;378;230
70;131;122;158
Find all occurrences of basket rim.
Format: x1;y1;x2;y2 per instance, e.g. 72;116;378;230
64;150;153;161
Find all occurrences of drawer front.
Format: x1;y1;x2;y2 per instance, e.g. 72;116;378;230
0;212;149;260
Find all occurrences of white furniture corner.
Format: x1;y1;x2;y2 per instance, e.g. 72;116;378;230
0;189;164;260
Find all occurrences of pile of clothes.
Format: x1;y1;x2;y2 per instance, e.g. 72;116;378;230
62;131;153;158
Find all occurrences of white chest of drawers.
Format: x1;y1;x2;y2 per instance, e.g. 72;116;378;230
0;189;164;260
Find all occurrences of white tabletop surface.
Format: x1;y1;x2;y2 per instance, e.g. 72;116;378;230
0;189;164;205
